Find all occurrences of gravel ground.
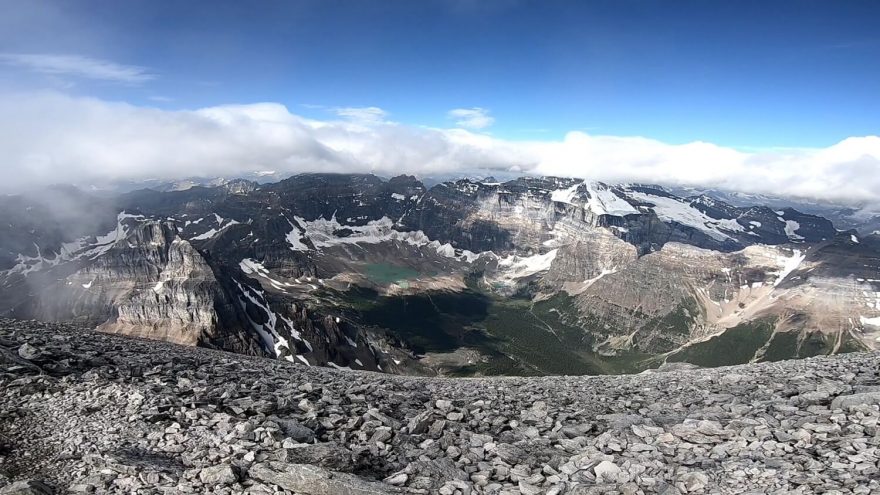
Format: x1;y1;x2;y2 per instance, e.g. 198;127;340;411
1;318;879;494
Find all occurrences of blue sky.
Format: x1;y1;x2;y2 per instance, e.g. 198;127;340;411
1;0;879;203
2;0;878;148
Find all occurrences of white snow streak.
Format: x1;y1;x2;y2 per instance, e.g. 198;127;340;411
284;216;309;251
496;249;558;280
780;218;804;240
626;190;743;241
298;215;481;262
190;228;219;240
585;182;638;216
773;249;806;287
550;182;580;205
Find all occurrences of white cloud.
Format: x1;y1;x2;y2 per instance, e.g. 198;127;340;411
448;107;494;129
0;53;154;83
332;106;389;124
1;91;879;206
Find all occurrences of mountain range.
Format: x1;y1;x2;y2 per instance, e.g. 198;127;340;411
1;173;878;376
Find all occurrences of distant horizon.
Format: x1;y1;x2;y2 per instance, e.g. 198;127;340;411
16;169;876;214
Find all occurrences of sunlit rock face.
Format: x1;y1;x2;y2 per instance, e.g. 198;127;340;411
0;173;876;375
2;218;255;351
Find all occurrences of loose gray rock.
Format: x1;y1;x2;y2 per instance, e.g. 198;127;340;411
594;460;621;483
275;442;355;470
16;344;40;361
249;462;403;495
830;391;880;410
198;464;238;485
270;417;316;443
0;480;54;495
2;319;880;495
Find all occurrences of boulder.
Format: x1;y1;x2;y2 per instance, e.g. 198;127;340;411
830;392;880;410
248;462;403;495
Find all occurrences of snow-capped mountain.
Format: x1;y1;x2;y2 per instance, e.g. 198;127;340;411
667;185;880;236
1;174;877;376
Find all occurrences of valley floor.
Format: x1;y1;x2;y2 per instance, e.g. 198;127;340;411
1;319;879;494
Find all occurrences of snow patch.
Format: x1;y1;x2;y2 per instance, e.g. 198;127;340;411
190;228;219;241
6;244;61;276
239;258;296;291
232;279;305;360
233;280;278;352
626;190;742;241
860;316;880;327
299;215;481;262
284;217;309;251
585;182;638;216
274;335;291;357
240;258;270;277
7;211;148;276
781;219;804;240
190;214;240;241
81;212;144;259
550;182;580;205
496;249;558;282
772;249;806;287
279;316;304;342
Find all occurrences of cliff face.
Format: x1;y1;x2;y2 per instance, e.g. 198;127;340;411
403;178;838;255
92;223;226;346
0;217;252;350
0;210;406;371
0;173;876;375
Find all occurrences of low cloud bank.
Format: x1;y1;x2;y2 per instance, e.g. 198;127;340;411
1;92;878;205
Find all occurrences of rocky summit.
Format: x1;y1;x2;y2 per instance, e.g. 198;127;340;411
2;319;880;494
